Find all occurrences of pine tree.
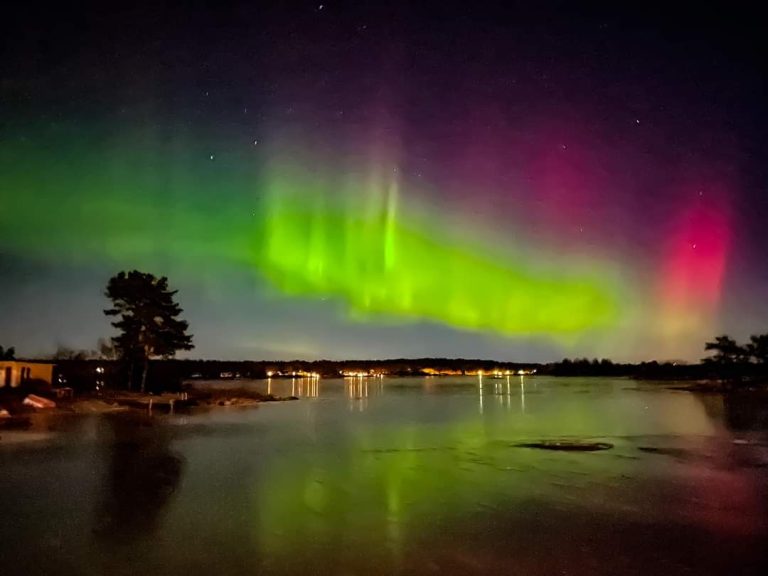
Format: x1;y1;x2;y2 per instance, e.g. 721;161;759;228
104;271;194;392
747;334;768;364
703;335;746;365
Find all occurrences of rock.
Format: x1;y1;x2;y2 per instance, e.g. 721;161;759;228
516;440;613;451
22;394;57;409
638;446;693;459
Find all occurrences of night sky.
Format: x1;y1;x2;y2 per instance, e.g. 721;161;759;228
1;1;766;362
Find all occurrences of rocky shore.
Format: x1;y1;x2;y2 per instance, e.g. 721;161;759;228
0;386;297;444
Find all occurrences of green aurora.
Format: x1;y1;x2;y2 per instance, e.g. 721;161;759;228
1;130;620;338
256;167;619;336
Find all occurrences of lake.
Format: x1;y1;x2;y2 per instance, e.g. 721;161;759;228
1;376;767;575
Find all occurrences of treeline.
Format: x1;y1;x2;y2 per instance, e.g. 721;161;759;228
52;358;541;392
700;334;768;383
45;338;768;393
13;330;768;394
540;358;710;379
540;358;717;380
47;355;725;393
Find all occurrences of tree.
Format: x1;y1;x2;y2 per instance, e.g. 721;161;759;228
104;271;194;392
747;334;768;365
97;337;118;360
703;335;745;364
0;345;15;360
52;344;92;361
703;335;750;383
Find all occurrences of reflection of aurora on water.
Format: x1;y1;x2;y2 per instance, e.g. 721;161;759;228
2;378;765;576
247;377;737;573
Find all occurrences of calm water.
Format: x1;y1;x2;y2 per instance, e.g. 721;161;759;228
1;376;767;575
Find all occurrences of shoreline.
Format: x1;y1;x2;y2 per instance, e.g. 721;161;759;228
5;377;768;445
665;380;768;394
0;388;297;445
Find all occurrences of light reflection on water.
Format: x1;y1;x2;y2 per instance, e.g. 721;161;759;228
1;377;767;576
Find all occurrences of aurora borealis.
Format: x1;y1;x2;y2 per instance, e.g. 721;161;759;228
257;163;617;336
1;2;766;361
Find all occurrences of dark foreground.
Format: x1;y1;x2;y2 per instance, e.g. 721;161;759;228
1;376;767;575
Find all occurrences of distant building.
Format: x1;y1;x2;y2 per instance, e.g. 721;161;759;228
0;361;55;388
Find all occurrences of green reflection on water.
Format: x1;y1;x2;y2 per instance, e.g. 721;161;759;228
247;377;716;572
4;377;764;576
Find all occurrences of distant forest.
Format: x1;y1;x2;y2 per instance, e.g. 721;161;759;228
42;355;737;393
7;333;767;393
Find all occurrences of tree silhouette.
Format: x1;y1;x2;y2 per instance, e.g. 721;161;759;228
0;345;15;360
52;344;91;360
747;334;768;365
97;337;118;360
703;334;752;384
703;335;746;364
104;271;194;392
